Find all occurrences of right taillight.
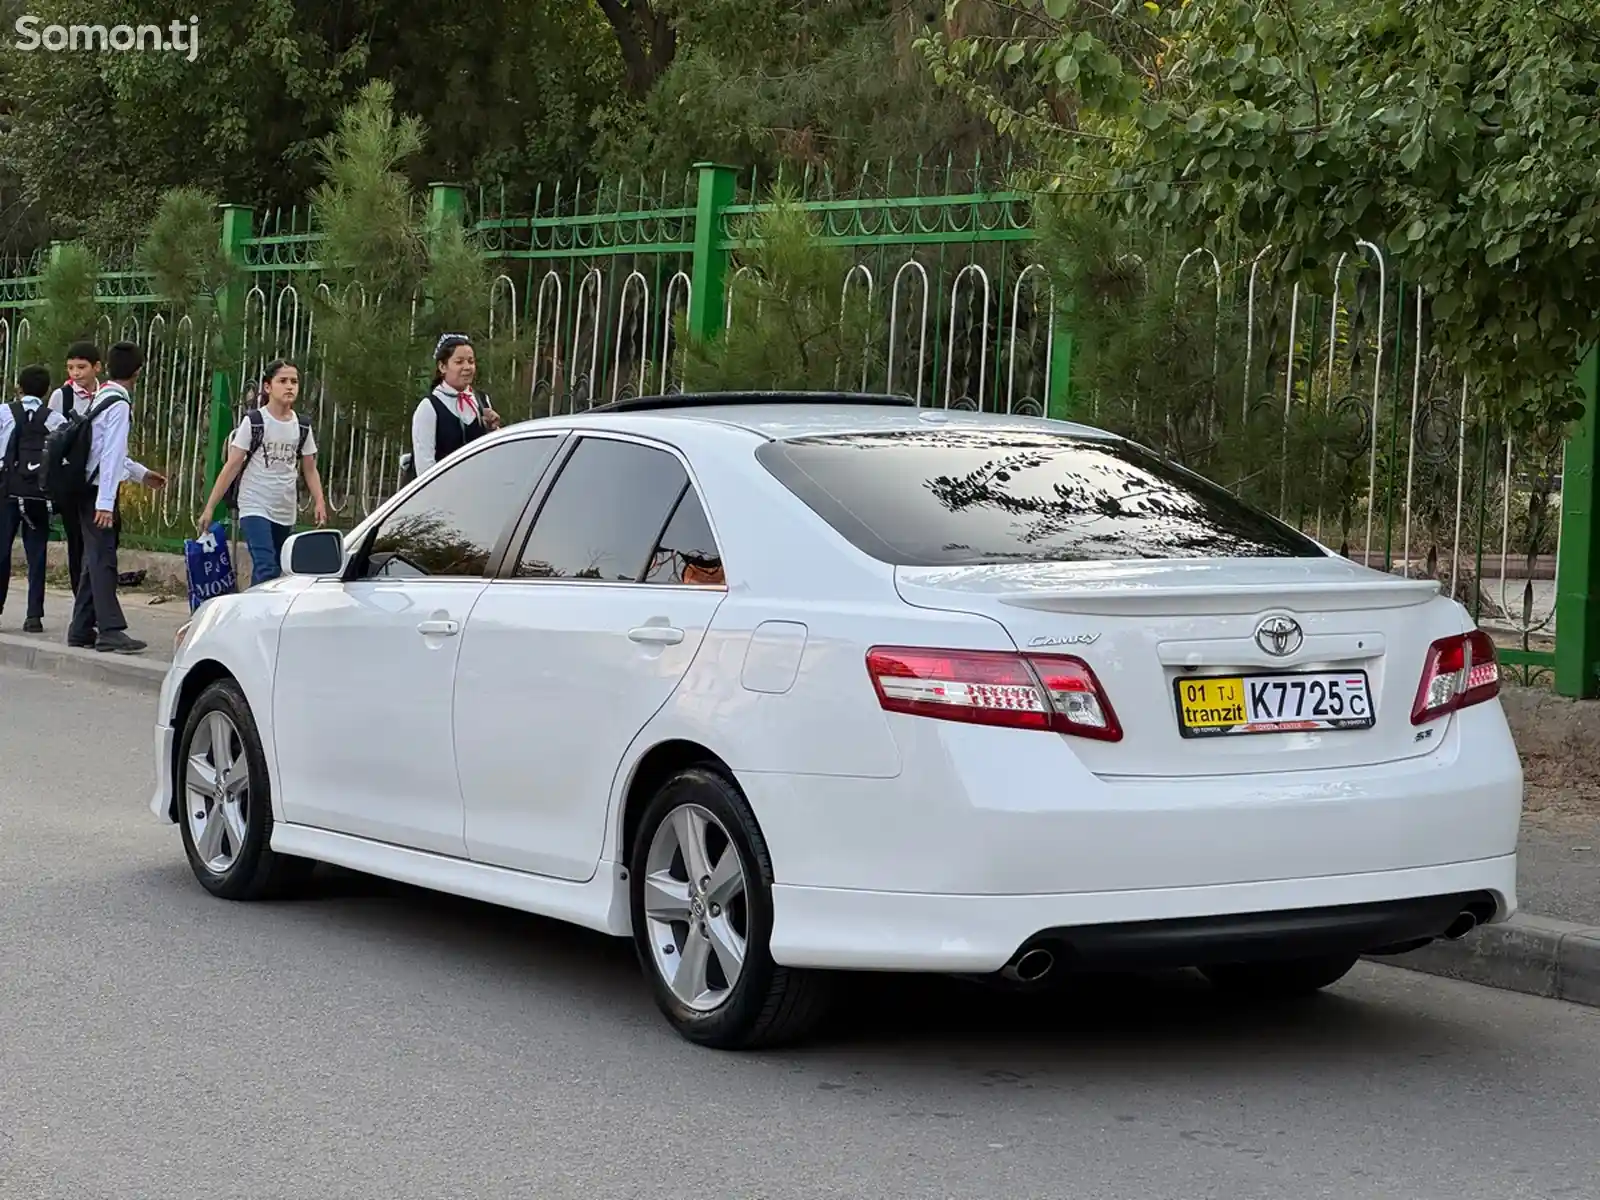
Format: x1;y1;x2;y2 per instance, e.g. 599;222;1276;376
865;646;1122;741
1411;630;1500;725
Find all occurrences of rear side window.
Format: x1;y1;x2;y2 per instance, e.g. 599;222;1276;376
517;436;690;581
644;487;725;586
755;428;1323;566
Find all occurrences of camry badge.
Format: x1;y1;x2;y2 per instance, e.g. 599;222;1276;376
1254;615;1304;658
1028;633;1100;647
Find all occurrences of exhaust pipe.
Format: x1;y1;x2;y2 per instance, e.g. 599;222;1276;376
1442;910;1481;941
1001;947;1055;984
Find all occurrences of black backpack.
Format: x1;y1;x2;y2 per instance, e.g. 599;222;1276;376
4;402;54;500
223;408;312;512
42;393;123;509
52;383;83;418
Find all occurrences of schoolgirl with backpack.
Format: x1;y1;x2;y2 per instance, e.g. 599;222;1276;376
196;359;329;585
398;333;502;486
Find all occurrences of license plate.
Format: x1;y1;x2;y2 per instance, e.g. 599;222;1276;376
1174;671;1375;738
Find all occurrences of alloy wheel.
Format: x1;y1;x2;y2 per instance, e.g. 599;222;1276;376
642;803;749;1011
184;711;251;874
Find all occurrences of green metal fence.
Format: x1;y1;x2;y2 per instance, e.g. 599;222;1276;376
0;162;1595;696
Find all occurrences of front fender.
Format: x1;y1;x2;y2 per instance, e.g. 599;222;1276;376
150;582;303;825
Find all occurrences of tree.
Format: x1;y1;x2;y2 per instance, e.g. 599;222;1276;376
23;242;100;370
594;0;677;98
593;0;1007;187
920;0;1600;431
0;0;621;249
679;194;883;392
310;82;526;439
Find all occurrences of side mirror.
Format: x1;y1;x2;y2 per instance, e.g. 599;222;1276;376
282;529;347;578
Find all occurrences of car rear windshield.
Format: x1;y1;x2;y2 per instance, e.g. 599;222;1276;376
754;427;1324;566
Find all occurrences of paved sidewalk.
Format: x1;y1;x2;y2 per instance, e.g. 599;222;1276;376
0;585;189;662
1520;819;1600;927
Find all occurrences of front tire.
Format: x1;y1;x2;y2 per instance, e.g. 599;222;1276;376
176;678;312;901
1200;953;1359;999
628;766;831;1049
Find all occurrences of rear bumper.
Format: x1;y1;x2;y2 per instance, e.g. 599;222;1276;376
745;702;1522;896
769;854;1517;972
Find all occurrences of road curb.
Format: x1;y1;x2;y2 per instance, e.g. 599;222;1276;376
1377;913;1600;1007
0;631;166;695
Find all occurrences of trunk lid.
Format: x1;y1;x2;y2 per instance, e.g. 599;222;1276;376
895;556;1461;777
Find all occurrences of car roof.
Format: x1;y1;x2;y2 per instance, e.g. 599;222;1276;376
520;391;1118;443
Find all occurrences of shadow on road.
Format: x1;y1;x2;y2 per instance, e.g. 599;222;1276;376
144;860;1463;1076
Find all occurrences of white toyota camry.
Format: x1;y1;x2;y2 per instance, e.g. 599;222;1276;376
150;393;1522;1048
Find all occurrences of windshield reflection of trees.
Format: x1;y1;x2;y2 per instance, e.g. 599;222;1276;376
864;430;1312;561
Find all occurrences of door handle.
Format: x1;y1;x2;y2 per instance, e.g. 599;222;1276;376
628;625;684;646
417;619;460;637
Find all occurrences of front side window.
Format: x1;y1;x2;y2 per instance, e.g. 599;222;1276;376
756;427;1324;566
361;436;560;579
517;437;691;581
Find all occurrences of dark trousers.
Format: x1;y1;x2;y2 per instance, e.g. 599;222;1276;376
0;497;49;620
69;491;126;640
62;505;84;593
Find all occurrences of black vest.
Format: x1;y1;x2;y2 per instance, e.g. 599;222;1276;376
429;392;487;464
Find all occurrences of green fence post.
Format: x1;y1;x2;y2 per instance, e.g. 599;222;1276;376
1555;346;1600;697
1047;297;1075;421
426;181;466;243
422;182;466;326
206;204;253;495
687;163;738;346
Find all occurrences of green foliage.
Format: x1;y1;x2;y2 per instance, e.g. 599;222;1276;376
312;81;427;302
680;194;883;393
0;0;620;250
921;0;1600;432
1042;205;1362;538
594;0;1006;186
309;83;525;437
137;188;237;314
420;213;528;413
25;242;101;370
309;83;426;438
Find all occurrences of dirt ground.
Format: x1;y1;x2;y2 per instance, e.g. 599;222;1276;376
1502;685;1600;833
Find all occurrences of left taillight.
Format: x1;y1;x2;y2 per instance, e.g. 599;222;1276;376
1411;630;1500;725
865;646;1122;741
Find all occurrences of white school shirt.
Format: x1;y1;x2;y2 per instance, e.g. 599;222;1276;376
85;381;151;513
410;382;489;478
49;380;93;418
0;395;67;465
231;408;318;527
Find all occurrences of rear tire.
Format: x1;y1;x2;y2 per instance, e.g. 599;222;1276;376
1200;953;1359;999
176;679;313;901
628;766;832;1049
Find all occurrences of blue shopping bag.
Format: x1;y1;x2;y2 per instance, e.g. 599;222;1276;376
184;521;237;612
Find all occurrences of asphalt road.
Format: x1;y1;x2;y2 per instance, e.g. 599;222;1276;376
2;666;1598;1200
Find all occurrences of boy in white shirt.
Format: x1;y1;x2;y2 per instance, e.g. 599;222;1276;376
0;365;66;631
197;358;328;584
68;341;167;654
48;340;106;594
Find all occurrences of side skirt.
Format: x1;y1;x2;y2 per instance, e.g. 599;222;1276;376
269;824;633;937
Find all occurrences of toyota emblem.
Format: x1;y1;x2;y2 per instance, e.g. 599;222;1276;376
1254;615;1304;657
